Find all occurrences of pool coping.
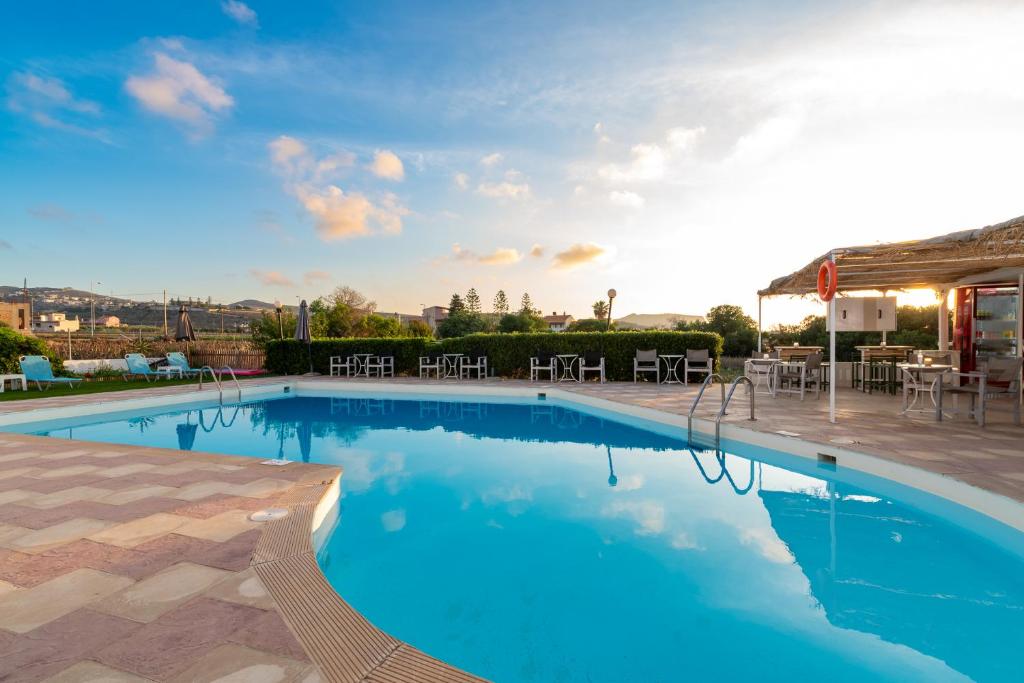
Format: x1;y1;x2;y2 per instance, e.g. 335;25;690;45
3;378;1024;682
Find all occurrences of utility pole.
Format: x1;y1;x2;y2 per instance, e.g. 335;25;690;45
163;290;168;338
90;280;101;337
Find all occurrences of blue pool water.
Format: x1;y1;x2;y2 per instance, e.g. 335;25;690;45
11;393;1024;682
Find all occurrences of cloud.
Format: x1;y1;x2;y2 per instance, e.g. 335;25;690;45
6;72;108;141
609;190;645;208
451;244;523;265
593;121;610;143
221;0;258;26
602;500;665;536
597;126;705;183
28;203;75;223
552;243;606;269
477;181;530;200
453;172;469;190
125;53;233;134
369;149;404;180
303;270;331;285
529;244;544;258
380;509;406;532
0;240;11;250
480;152;503;167
250;269;295;287
268;135;408;240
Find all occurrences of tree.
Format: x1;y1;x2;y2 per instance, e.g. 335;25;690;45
448;293;466;315
465;288;481;313
592;300;608;319
519;293;536;315
329;286;375;313
404;320;434;338
437;311;490;338
355;314;402;338
677;304;758;357
498;311;548;333
251;310;296;348
568;318;613;332
493;290;510;316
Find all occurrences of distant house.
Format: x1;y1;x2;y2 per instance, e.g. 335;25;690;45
97;315;121;327
378;311;427;325
615;312;703;330
543;312;575;332
32;312;80;333
0;302;32;334
421;306;449;330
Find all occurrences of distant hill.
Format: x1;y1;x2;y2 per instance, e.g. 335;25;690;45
615;312;703;330
0;285;131;304
230;299;278;310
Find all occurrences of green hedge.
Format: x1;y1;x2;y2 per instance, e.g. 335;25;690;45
266;331;722;381
0;327;61;375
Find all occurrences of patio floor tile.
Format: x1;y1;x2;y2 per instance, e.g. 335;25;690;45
86;514;190;549
41;660;151;682
9;518;114;554
0;568;134;633
165;643;308;683
92;561;232;623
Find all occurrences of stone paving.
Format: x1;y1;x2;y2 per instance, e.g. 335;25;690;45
0;376;1022;682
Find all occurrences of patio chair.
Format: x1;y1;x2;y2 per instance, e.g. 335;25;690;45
419;354;441;378
777;352;823;400
461;351;488;380
633;349;659;383
18;355;83;391
329;355;354;377
579;351;606;383
745;358;775;395
683;349;713;385
367;353;395;378
165;351;203;377
531;351;556;381
942;357;1022;427
123;353;163;382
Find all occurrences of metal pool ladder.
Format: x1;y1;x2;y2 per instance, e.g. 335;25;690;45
196;366;242;404
688;374;756;450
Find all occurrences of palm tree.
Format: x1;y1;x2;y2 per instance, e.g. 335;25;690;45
593;300;608;319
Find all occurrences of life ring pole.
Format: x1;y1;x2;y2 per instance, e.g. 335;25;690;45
828;253;837;424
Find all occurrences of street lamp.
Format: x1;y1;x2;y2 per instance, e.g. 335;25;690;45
606;288;617;330
90;281;102;337
274;299;283;339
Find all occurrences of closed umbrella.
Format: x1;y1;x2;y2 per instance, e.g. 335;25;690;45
175;306;197;341
295;299;315;374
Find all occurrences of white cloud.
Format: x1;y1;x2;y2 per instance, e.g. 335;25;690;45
303;270;331;285
221;0;258;26
249;269;294;287
477;181;530;200
451;243;523;265
381;509;406;532
6;72;107;141
596;126;705;183
268;135;407;240
125;53;233;134
453;172;469;190
594;121;611;143
529;243;544;258
602;500;665;536
552;243;606;270
480;152;503;167
369;149;404;181
608;190;645;208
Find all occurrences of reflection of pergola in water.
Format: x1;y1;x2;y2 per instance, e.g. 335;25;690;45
759;484;1023;681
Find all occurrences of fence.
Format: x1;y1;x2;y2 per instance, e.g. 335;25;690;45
40;336;265;369
187;348;266;370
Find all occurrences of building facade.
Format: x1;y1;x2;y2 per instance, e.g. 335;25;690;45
0;302;32;334
32;312;81;333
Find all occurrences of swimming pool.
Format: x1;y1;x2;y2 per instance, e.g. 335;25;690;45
7;390;1024;682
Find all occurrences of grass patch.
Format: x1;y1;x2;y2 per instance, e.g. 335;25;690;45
0;378;204;402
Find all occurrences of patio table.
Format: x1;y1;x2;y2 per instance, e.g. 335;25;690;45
0;374;27;392
658;354;684;384
556;354;579;382
352;353;376;378
898;363;952;419
442;354;463;379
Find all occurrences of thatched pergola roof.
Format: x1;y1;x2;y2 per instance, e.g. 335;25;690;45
759;215;1024;297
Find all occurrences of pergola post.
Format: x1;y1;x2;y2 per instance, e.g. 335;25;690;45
829;251;837;424
757;296;763;353
937;289;949;351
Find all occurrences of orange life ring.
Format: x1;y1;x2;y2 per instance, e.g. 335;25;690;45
817;260;837;301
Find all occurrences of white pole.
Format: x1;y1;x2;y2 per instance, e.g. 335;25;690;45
1017;274;1023;407
829;251;837;424
937;289;949;351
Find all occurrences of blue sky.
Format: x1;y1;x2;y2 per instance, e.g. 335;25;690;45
2;1;1023;322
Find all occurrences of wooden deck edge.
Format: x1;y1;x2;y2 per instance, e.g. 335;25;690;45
252;472;488;683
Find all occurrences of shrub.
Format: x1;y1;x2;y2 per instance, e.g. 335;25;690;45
0;328;61;375
497;312;547;333
266;330;723;381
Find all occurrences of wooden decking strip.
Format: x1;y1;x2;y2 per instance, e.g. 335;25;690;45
254;476;488;682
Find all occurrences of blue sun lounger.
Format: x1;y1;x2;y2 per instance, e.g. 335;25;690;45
165;351;203;377
124;353;163;381
19;355;83;391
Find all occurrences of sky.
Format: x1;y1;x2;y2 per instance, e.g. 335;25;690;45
1;0;1023;325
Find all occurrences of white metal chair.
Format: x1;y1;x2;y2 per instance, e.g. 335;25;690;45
329;355;353;377
366;354;395;378
942;357;1022;427
744;359;776;396
530;352;556;381
461;352;488;380
419;355;441;378
633;349;659;383
579;352;605;383
683;349;713;385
